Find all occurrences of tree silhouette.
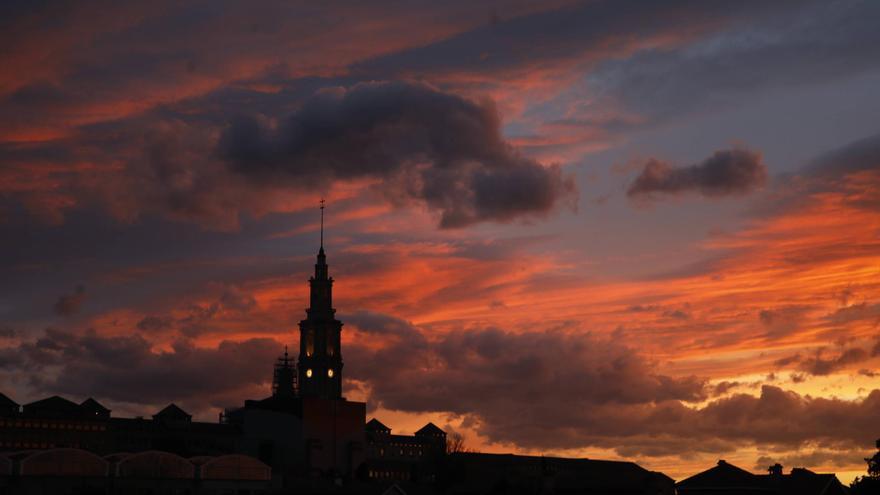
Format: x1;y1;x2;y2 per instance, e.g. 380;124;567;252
868;438;880;478
446;432;470;455
851;438;880;495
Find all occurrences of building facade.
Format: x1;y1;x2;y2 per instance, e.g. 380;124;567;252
363;419;447;483
0;394;238;457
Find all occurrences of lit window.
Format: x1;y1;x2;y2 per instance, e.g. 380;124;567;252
327;368;334;378
306;369;313;378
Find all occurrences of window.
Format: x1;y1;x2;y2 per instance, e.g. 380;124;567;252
306;329;314;357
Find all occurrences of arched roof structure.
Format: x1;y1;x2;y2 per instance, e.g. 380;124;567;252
19;448;108;477
116;450;194;479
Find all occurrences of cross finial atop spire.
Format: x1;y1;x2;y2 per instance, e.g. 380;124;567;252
319;198;325;250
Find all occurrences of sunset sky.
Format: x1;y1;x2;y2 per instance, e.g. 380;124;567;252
2;0;880;483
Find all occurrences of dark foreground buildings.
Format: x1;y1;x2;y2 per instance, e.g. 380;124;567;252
0;232;843;494
677;460;849;495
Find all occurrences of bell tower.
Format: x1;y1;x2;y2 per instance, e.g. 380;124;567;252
297;200;344;399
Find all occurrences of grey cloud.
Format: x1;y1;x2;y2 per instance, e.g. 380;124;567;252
587;1;880;127
711;381;742;396
221;81;576;228
8;328;281;411
354;0;803;82
808;132;880;179
136;315;174;332
824;303;880;326
53;285;86;316
774;337;880;376
773;353;802;368
218;285;257;313
346;320;706;412
627;148;767;200
2;80;577;230
342;312;880;457
758;306;812;340
798;132;880;213
755;449;865;471
800;347;872;376
3;316;879;458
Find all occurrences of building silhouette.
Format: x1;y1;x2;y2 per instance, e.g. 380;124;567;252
677;459;848;495
298;240;344;400
362;419;446;483
222;231;366;481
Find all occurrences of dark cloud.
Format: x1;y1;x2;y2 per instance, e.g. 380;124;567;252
1;81;576;230
345;311;706;411
772;353;802;368
758;305;812;340
711;381;743;396
808;132;880;178
221;81;576;228
773;337;880;376
341;312;880;456
53;285;86;316
5;328;281;412
627;148;767;200
824;302;880;326
2;313;879;458
217;285;257;313
800;347;872;376
136;315;174;332
749;132;880;222
663;309;690;320
755;449;863;471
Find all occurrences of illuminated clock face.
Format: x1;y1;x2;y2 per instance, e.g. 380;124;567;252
306;368;313;378
327;368;334;378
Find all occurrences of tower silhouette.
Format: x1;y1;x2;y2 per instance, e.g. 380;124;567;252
272;346;296;398
297;199;344;399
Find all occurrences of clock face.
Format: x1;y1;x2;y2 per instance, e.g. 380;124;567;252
327;368;334;378
306;368;313;378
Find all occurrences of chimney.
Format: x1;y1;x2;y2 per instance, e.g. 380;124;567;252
768;463;783;476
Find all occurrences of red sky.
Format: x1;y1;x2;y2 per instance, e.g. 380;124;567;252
2;0;880;483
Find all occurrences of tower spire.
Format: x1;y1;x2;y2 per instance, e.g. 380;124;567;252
319;198;325;251
299;197;343;400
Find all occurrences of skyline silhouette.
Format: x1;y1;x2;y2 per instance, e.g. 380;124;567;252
1;0;879;487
